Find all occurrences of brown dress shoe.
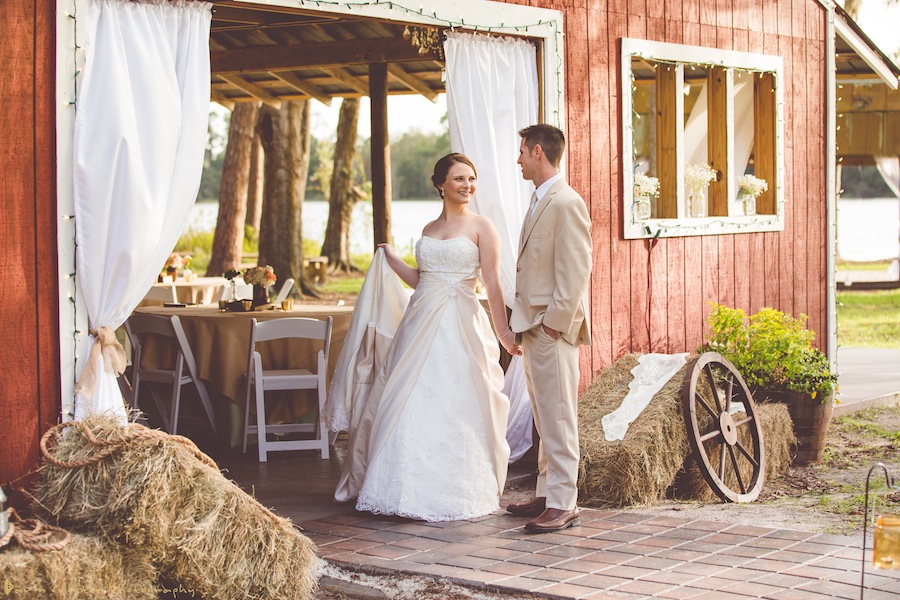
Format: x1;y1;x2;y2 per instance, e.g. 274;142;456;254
505;496;546;518
524;508;581;533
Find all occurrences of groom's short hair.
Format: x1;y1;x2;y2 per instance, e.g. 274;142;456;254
519;124;565;168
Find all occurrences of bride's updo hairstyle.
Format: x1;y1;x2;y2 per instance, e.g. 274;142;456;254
431;153;477;196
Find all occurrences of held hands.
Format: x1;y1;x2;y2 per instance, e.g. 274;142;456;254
498;328;523;356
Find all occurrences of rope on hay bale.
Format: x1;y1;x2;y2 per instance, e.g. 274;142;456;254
31;416;319;600
0;509;157;599
672;402;796;501
577;354;692;507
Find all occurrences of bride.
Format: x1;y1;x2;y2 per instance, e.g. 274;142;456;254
331;153;521;522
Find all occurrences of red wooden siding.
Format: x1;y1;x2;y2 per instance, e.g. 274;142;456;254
1;0;61;496
538;0;830;386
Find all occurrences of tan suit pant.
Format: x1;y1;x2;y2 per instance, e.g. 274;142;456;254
522;326;580;510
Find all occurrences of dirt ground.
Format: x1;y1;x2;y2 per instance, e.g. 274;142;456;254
314;405;900;599
621;404;900;536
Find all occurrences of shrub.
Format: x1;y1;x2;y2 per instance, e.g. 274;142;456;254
703;303;837;403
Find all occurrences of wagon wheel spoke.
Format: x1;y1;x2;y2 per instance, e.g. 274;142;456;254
734;440;760;468
699;429;722;443
724;373;735;412
696;395;719;421
703;363;724;413
718;443;727;480
727;445;747;494
733;415;754;428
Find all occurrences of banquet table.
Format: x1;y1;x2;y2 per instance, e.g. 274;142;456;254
140;277;229;307
132;303;354;445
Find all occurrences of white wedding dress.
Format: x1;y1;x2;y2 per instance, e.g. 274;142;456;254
333;237;511;521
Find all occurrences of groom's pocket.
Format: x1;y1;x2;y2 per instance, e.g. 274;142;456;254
529;295;552;306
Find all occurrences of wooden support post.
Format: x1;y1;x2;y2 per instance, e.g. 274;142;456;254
369;62;392;248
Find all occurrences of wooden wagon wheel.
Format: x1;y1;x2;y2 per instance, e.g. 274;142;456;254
681;352;765;503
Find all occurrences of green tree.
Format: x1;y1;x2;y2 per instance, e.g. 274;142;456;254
389;130;451;199
308;136;334;200
197;110;229;202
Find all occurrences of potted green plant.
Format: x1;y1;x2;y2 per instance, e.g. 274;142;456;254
702;303;838;465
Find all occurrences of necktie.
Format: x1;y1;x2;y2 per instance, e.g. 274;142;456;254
526;192;539;224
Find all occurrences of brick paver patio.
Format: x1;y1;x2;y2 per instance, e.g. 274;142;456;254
291;500;900;599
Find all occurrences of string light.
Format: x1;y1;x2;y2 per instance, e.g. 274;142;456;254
65;0;81;422
297;0;559;33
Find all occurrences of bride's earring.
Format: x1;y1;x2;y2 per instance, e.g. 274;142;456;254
439;188;445;199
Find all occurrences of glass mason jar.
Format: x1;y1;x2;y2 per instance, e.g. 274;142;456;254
634;195;652;220
688;190;707;218
738;189;756;215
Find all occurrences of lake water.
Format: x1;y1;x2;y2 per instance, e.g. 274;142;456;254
190;197;899;261
189;199;441;255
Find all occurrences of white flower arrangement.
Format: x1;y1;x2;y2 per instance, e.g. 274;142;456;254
684;163;717;196
738;174;768;199
633;173;660;198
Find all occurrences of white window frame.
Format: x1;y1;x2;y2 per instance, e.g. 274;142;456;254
622;38;785;239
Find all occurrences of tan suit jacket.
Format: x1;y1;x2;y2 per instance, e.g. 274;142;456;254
510;179;592;346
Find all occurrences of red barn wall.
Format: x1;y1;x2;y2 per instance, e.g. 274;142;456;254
510;0;829;382
1;0;61;498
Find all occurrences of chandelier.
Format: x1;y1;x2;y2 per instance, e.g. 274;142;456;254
403;26;445;62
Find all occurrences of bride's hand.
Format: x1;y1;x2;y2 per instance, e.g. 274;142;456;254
377;243;396;258
500;335;523;356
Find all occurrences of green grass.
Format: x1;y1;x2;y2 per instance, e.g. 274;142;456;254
836;260;894;272
322;276;366;295
834;408;900;444
836;289;900;348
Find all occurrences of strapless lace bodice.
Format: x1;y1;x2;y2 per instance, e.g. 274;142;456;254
415;237;479;279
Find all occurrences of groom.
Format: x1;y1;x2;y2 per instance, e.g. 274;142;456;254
508;124;592;533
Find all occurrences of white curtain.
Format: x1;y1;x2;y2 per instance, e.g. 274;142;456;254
72;0;212;421
875;156;900;198
444;32;539;462
445;32;538;305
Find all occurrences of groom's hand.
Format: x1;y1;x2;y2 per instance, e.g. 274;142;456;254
542;324;561;340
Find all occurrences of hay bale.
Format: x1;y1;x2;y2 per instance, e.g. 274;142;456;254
31;416;319;600
672;402;796;501
0;532;157;599
578;354;692;507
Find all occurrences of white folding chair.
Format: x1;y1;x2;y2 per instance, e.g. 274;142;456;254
124;313;218;438
242;316;333;462
274;278;295;305
218;282;253;301
143;284;178;305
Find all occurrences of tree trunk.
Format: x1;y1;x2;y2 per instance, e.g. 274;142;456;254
321;97;363;272
257;100;318;298
206;102;259;276
245;134;264;236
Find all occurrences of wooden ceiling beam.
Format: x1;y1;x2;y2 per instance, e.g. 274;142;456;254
210;91;235;111
219;74;282;109
387;64;438;102
211;38;423;74
270;71;333;106
323;67;370;95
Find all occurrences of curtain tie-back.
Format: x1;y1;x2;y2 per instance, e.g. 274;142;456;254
74;326;127;399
